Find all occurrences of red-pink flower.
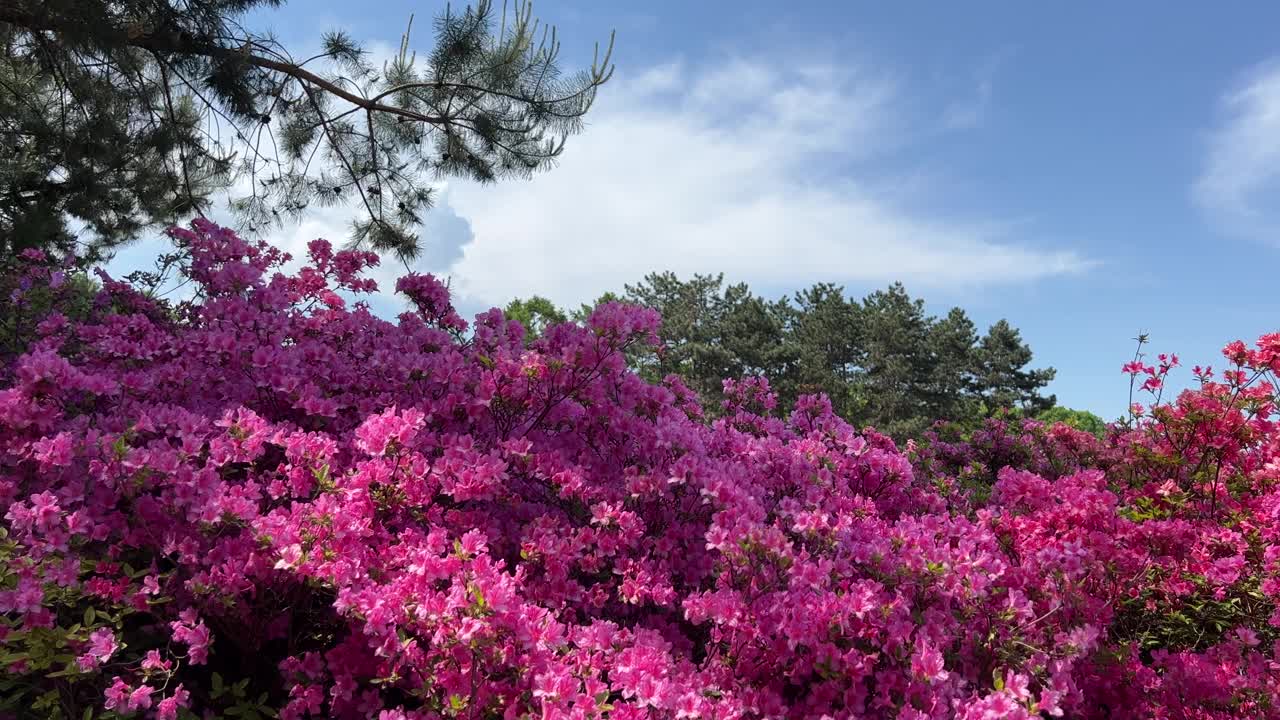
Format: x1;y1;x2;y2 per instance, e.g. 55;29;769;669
126;684;153;711
3;220;1279;720
103;677;129;710
156;685;190;720
912;637;948;684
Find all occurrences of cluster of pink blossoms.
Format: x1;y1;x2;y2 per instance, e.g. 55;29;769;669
1;219;1279;719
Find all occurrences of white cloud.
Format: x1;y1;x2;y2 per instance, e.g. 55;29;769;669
1196;60;1280;241
440;57;1087;310
107;53;1089;314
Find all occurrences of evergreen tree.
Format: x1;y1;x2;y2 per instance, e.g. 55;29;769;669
621;272;737;397
717;288;792;388
777;283;861;417
572;274;1056;438
854;283;936;438
621;272;789;408
973;319;1057;414
1;0;614;263
926;307;980;422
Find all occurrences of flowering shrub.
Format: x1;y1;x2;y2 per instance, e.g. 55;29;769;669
1;219;1279;719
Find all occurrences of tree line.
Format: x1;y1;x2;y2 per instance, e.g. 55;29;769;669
2;2;1102;440
508;273;1063;439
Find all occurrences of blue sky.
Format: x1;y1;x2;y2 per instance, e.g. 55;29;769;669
108;1;1280;419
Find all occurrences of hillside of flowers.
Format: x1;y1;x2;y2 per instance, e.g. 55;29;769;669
1;220;1279;719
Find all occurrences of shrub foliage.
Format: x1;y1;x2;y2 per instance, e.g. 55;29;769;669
2;221;1279;718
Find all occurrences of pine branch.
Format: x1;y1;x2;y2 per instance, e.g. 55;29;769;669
2;5;450;124
0;0;615;261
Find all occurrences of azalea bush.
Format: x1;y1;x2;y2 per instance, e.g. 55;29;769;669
1;220;1279;719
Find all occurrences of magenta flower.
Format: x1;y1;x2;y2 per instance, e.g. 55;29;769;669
3;220;1280;719
103;677;129;710
75;628;117;671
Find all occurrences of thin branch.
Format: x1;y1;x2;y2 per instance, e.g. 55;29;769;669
155;56;200;216
299;82;379;235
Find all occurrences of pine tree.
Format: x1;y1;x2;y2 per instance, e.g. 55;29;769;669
620;272;790;409
587;273;1057;437
717;287;792;388
1;0;614;263
972;319;1057;414
926;307;980;422
622;272;737;398
854;283;936;438
778;283;861;417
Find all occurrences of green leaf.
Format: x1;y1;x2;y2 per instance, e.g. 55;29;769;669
83;607;95;625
